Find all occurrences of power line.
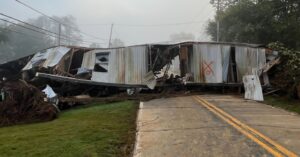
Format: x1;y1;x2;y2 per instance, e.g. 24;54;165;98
15;0;60;23
0;13;73;40
0;18;58;38
15;0;107;41
0;18;106;45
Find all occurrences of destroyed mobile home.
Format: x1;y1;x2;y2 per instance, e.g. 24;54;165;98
0;41;278;98
0;41;279;125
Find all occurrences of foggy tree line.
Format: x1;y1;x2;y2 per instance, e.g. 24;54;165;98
207;0;300;49
0;15;82;63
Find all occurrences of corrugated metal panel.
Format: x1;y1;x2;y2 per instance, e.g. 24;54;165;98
108;48;125;84
84;46;148;85
23;46;70;70
89;49;125;84
235;47;266;82
125;46;148;85
192;44;227;83
221;46;231;82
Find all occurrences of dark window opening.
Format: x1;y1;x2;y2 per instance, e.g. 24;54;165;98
69;50;85;74
228;46;238;83
99;57;108;62
94;64;108;72
96;53;109;63
94;52;109;73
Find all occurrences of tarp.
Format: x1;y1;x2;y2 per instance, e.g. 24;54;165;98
23;46;70;70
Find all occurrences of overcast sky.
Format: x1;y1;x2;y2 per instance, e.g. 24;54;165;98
1;0;216;46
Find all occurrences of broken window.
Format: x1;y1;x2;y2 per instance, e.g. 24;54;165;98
94;53;109;72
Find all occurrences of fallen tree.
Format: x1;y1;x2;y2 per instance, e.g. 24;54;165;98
0;80;58;127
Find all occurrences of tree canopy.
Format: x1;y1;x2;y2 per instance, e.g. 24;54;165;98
207;0;300;49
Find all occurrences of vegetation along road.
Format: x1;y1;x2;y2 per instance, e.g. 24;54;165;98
0;101;138;157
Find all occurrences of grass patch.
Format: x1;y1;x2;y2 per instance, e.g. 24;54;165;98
0;101;138;157
264;96;300;114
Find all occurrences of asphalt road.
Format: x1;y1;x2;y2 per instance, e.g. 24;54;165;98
133;95;300;157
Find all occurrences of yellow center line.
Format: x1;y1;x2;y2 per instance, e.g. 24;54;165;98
196;96;298;157
193;96;298;157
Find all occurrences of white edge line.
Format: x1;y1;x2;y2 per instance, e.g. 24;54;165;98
133;101;143;157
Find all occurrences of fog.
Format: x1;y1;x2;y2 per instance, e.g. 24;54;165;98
1;0;215;46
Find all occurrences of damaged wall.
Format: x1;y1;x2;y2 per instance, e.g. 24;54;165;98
23;46;71;70
235;47;266;82
191;44;231;83
3;42;269;90
81;45;148;85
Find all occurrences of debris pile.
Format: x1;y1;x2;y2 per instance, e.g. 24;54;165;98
0;80;58;127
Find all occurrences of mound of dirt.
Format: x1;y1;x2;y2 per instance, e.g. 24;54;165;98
0;80;58;127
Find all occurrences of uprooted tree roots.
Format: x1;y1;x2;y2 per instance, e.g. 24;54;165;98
0;80;58;127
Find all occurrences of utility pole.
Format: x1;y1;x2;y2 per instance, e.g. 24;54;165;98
216;0;220;42
108;23;114;48
58;23;61;46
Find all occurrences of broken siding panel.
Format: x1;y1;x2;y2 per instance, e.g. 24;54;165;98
168;56;181;76
192;44;223;83
23;51;49;70
243;75;264;101
43;47;70;67
158;56;181;77
235;47;266;82
81;50;96;70
125;46;148;85
23;46;70;70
